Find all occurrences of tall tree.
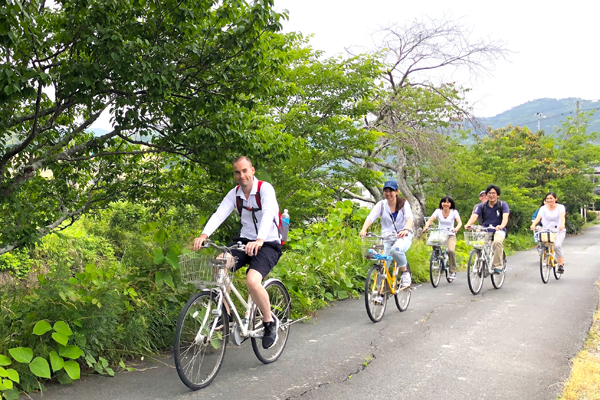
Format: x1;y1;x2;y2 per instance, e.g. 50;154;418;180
344;16;508;229
0;0;288;254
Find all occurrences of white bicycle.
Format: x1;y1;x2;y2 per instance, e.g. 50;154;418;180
173;241;302;390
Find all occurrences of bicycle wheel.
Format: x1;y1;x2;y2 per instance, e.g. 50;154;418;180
429;250;442;288
394;286;411;312
467;250;484;295
251;279;291;364
444;252;453;283
174;291;228;390
553;259;562;280
491;251;506;289
364;264;388;322
540;247;550;284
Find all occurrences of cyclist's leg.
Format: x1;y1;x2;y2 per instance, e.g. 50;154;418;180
246;242;282;323
446;235;457;273
390;236;413;286
390;236;412;271
555;230;566;268
492;231;506;270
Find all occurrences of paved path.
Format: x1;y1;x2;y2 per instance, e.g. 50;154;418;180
34;226;600;400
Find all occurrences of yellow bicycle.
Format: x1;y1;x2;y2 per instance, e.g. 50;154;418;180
362;233;411;323
536;228;562;283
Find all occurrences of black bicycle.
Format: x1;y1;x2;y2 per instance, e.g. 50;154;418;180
424;228;453;288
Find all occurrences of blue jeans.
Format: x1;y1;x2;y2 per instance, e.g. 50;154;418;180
383;236;413;268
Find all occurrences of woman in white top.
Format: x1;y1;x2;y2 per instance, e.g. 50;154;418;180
423;196;463;279
359;181;414;287
530;192;566;273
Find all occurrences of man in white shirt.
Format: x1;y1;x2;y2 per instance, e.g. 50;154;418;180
193;156;282;349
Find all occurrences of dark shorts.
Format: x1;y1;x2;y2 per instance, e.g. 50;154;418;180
228;237;282;279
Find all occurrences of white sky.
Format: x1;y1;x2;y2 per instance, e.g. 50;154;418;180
274;0;600;118
91;0;599;130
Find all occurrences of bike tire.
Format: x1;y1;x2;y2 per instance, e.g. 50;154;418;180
251;279;291;364
540;247;550;284
553;263;562;280
174;291;228;390
394;284;411;311
467;249;484;295
429;250;442;288
444;252;453;283
365;264;388;322
491;251;506;289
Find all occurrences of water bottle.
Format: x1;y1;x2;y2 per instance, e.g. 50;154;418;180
281;209;290;242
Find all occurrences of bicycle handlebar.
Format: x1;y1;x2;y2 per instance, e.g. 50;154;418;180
201;240;246;252
466;225;499;233
364;232;397;241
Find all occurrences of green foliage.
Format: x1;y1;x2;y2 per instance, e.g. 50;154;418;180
0;320;83;396
0;0;290;254
0;248;33;280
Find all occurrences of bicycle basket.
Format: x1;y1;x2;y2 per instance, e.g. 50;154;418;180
361;237;384;259
539;231;556;243
178;250;234;288
426;230;450;246
463;231;493;249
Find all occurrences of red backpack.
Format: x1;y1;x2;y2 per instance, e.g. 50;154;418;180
235;181;285;244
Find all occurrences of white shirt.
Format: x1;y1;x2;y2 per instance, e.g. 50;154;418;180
538;204;566;230
431;209;460;235
202;178;281;243
366;200;414;237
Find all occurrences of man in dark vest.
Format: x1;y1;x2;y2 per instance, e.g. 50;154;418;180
465;184;510;274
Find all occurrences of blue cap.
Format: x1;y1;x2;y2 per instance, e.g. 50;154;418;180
383;180;398;191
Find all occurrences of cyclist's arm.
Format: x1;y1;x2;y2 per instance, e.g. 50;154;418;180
530;213;542;230
359;219;373;237
498;212;509;231
360;201;383;237
196;189;236;242
559;205;566;231
464;213;478;229
454;213;463;232
423;212;437;230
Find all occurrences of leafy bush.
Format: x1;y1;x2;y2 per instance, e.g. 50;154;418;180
566;213;585;234
586;210;598;222
0;248;34;280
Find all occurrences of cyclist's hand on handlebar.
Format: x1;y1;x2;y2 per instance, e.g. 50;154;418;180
558;224;565;231
193;234;208;251
464;224;471;231
359;230;367;238
245;239;264;256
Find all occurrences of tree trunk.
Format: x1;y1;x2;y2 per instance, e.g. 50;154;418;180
396;147;426;235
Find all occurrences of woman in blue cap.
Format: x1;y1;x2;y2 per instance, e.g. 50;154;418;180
359;180;414;287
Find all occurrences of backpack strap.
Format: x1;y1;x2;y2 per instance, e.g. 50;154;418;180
235;180;276;236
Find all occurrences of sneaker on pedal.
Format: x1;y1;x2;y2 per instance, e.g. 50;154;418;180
493;268;503;274
401;272;411;287
558;264;565;274
373;294;384;305
449;272;457;280
262;313;279;349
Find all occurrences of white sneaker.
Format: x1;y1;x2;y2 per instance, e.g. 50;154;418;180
401;272;411;287
373;295;384;305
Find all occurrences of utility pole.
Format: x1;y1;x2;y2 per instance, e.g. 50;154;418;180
534;112;546;131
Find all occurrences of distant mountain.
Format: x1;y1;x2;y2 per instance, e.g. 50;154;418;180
477;98;600;135
88;128;109;137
